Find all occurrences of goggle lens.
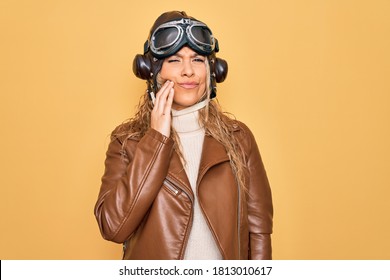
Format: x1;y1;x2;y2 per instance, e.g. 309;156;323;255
189;25;213;46
152;26;182;51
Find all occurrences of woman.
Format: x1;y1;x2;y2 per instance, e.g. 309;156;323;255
94;11;273;260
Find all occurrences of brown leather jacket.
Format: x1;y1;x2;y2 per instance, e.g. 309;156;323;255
94;121;273;259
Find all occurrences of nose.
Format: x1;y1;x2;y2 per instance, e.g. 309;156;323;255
181;59;194;77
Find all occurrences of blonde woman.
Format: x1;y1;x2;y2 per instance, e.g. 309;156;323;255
94;11;273;260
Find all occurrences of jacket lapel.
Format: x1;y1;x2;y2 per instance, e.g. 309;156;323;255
197;135;230;185
166;135;230;196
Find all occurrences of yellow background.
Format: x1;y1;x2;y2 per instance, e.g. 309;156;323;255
1;0;389;259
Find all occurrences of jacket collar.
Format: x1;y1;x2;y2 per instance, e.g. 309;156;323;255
198;135;230;183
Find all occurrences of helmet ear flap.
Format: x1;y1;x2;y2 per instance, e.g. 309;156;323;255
133;54;152;80
209;56;228;99
213;57;228;83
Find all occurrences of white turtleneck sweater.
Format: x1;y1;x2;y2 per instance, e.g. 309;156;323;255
171;105;223;260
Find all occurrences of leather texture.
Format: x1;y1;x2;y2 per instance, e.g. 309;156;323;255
94;121;273;259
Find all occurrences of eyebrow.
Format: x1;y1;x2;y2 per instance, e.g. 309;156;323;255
170;52;204;58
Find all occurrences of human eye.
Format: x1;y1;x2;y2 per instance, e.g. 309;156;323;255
193;56;205;63
166;56;180;63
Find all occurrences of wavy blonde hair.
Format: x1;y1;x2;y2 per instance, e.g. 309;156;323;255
115;58;247;191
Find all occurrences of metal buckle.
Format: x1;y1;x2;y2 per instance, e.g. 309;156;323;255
183;18;191;25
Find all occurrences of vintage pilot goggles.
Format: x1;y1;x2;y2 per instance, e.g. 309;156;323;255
145;18;218;58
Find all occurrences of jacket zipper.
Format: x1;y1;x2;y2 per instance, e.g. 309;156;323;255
165;177;240;259
194;183;226;259
163;179;179;195
165;176;194;260
122;240;127;259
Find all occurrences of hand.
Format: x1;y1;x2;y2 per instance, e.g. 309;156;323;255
151;80;174;137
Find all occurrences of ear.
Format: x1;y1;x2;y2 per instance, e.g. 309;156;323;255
133;54;152;80
213;57;228;83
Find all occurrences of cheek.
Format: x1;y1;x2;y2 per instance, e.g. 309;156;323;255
200;73;207;89
196;67;207;83
159;64;176;80
159;68;170;81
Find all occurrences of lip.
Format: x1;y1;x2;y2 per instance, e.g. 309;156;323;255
177;82;199;89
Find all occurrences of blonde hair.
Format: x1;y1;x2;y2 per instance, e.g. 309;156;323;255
115;58;247;192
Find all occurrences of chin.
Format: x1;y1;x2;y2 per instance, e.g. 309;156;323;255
173;96;201;108
172;100;198;110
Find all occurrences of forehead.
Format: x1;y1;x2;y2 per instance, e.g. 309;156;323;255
171;46;204;57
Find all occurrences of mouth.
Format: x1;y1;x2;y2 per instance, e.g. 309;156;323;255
177;82;199;89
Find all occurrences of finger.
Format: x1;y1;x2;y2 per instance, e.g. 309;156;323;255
153;80;171;112
157;81;174;113
154;80;169;102
163;87;174;115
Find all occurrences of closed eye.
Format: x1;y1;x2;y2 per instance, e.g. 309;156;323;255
193;57;205;63
167;59;180;63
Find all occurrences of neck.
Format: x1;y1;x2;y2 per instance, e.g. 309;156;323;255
171;99;208;134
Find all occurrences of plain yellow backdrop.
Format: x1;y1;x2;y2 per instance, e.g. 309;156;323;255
1;0;389;259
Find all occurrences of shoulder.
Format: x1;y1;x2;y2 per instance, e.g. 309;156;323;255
232;120;254;139
110;121;140;144
216;112;257;150
231;120;259;155
110;121;167;146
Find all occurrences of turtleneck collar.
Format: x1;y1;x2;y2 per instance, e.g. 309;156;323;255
171;99;208;134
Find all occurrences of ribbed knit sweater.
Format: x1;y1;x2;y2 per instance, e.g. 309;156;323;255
171;105;223;260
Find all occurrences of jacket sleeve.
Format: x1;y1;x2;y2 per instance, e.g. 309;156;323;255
94;128;174;243
243;124;273;260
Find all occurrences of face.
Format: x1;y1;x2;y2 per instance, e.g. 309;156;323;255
159;46;207;110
